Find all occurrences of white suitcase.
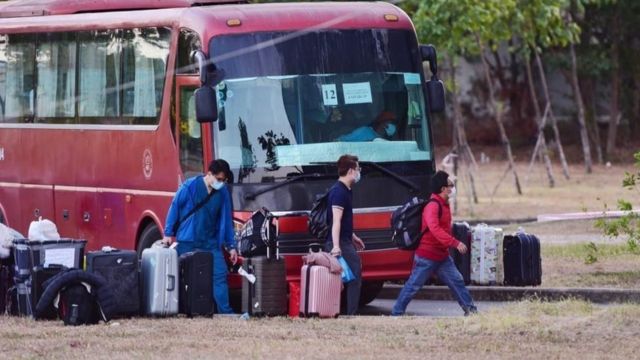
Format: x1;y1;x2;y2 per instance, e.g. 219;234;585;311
470;224;504;285
141;244;179;316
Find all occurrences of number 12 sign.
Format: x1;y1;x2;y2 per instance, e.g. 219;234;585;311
322;84;338;106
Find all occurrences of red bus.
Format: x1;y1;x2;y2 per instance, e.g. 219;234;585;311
0;0;444;305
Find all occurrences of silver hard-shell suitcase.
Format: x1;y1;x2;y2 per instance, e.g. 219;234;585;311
141;244;179;316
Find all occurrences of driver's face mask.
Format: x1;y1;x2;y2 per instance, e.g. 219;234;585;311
385;123;396;137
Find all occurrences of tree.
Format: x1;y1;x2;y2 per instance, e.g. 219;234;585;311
595;151;640;253
513;0;573;185
411;0;523;195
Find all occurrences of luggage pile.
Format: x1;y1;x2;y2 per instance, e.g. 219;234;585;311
400;219;542;287
239;209;288;317
463;224;541;286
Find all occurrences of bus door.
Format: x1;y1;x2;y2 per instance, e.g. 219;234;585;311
175;76;208;177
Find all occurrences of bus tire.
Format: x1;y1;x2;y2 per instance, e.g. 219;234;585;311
359;281;384;306
137;223;162;257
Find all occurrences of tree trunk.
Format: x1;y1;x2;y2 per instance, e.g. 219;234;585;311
478;37;522;195
449;56;479;206
632;70;640;139
606;43;620;157
606;3;621;157
525;55;555;187
569;43;593;173
534;51;570;180
588;82;605;165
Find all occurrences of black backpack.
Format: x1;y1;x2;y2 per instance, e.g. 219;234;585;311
238;208;277;258
57;283;99;326
307;192;329;240
391;197;442;250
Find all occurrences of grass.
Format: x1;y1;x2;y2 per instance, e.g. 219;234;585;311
0;300;638;359
449;160;637;221
540;242;640;288
542;242;636;259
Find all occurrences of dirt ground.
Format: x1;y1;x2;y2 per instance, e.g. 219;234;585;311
438;150;640;289
501;220;639;288
445;158;636;222
0;300;637;359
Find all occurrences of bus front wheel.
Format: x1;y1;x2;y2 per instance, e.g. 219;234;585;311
359;281;384;306
137;223;162;257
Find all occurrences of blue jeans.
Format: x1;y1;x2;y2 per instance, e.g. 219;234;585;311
392;255;476;315
176;241;234;314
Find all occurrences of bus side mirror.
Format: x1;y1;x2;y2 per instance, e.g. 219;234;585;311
194;86;218;123
419;44;445;114
426;79;445;114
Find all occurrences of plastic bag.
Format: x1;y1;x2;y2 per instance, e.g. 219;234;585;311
338;256;355;283
28;217;61;241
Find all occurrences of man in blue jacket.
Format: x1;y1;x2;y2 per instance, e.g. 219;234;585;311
162;159;237;314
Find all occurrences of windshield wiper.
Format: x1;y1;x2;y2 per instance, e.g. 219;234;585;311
244;173;330;200
310;161;420;193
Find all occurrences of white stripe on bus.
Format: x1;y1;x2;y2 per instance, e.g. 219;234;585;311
0;182;175;197
0;124;158;131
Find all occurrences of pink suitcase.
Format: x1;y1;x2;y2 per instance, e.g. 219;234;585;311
299;264;341;318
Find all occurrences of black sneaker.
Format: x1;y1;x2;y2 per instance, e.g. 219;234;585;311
463;306;478;316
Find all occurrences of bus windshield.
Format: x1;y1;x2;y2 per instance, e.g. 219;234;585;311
210;29;431;184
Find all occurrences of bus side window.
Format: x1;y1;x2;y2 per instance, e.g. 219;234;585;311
179;87;203;178
171;29;201;142
0;34;36;124
177;29;201;75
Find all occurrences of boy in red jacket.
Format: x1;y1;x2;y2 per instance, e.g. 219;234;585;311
392;171;478;316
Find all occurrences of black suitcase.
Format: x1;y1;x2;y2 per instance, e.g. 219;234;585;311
428;222;472;286
0;255;14;315
241;255;287;316
86;248;140;316
31;265;65;319
179;251;214;317
450;222;472;285
503;233;542;286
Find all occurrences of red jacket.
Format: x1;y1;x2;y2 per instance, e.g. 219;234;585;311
415;194;460;261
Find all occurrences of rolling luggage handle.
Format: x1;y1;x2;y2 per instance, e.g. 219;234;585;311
167;275;176;292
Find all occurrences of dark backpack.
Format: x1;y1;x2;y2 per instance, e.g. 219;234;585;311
307;192;329;240
57;283;99;326
238;208;277;258
391;197;442;250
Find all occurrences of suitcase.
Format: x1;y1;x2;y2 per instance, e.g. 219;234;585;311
299;264;341;318
0;255;15;315
450;222;472;285
31;265;65;319
141;245;179;316
86;248;140;316
288;281;300;318
503;232;542;286
13;239;86;273
179;251;214;317
241;255;287;316
470;224;504;285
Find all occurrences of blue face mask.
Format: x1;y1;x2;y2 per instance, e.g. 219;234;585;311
385;123;396;137
212;179;225;190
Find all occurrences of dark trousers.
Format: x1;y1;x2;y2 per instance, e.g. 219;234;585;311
326;240;362;315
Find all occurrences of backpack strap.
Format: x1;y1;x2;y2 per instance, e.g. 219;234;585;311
172;189;216;235
418;198;442;238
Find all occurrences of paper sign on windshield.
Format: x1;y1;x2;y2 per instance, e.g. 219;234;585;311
322;84;338;106
343;82;372;104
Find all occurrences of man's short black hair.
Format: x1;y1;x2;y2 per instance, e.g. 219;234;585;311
209;159;231;180
430;170;450;194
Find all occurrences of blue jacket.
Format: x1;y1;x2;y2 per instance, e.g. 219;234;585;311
164;176;236;251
